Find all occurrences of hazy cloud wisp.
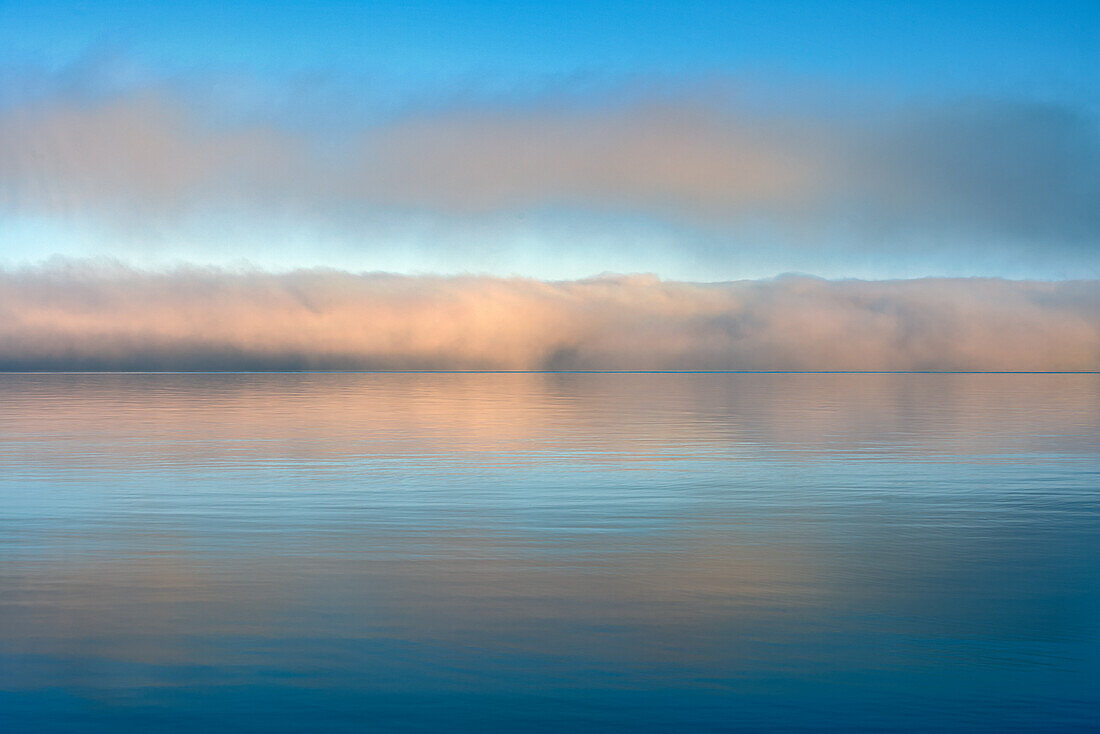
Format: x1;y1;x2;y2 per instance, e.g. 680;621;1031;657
1;88;1098;260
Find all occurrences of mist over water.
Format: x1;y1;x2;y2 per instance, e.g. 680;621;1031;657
1;373;1099;732
2;266;1098;372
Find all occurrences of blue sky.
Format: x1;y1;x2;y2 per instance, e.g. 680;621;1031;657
0;0;1097;279
3;1;1096;99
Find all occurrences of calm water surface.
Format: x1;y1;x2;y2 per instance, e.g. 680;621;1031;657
1;373;1098;732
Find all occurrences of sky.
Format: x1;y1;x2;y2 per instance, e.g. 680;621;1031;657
1;0;1098;280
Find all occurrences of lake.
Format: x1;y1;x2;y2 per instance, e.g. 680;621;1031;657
1;373;1098;732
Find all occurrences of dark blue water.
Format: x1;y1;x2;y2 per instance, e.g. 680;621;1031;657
1;373;1098;732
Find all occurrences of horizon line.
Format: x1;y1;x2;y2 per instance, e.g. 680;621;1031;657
1;370;1097;376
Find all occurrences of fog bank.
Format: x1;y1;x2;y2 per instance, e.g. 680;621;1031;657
0;265;1096;371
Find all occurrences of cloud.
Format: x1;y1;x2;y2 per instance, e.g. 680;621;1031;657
0;263;1095;371
1;79;1098;266
0;94;305;218
850;101;1100;243
356;101;831;217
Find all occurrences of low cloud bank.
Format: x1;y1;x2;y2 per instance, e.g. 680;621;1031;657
0;265;1096;371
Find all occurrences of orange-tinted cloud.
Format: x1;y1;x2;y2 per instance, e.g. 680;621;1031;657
1;263;1096;371
1;90;1097;252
